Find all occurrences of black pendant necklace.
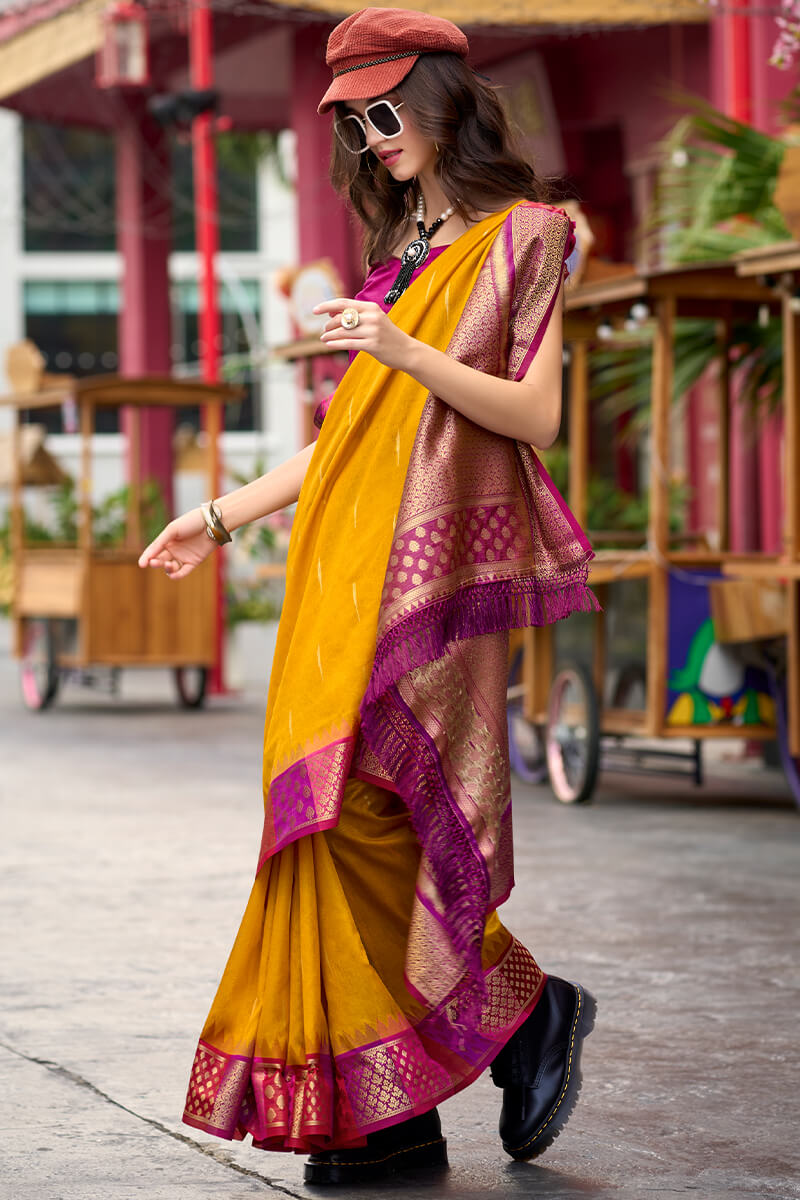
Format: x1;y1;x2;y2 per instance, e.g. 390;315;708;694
384;194;455;307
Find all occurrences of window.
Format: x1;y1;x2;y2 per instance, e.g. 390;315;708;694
171;279;262;431
171;132;260;253
23;122;116;253
23;279;262;433
23;121;261;254
24;281;120;432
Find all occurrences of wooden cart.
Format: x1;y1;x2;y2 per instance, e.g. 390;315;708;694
2;375;240;710
507;257;800;805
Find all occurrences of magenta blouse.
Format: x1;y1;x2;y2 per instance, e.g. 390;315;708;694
313;246;449;430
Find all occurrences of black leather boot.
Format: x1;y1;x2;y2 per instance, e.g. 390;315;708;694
490;976;596;1161
303;1108;448;1185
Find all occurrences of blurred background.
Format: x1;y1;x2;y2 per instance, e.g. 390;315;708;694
0;0;798;715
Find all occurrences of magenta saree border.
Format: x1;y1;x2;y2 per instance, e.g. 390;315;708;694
258;735;356;872
504;211;517;308
183;938;546;1152
512;212;576;382
361;683;490;1018
531;450;594;555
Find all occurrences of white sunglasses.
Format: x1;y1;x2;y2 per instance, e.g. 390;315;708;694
334;99;405;155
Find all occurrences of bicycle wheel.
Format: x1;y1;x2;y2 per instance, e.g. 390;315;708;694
20;618;60;711
545;663;600;804
506;647;547;784
174;666;208;709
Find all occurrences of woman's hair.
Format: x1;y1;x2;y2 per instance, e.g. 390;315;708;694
329;53;551;268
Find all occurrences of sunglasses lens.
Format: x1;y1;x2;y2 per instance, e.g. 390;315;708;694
335;114;367;153
368;102;402;138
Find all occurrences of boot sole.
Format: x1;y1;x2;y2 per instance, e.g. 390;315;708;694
304;1136;448;1185
502;983;597;1162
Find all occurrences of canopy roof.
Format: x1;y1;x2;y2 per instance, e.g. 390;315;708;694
0;0;104;103
0;0;708;113
263;0;707;24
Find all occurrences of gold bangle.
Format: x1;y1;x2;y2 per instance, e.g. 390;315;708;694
201;500;232;546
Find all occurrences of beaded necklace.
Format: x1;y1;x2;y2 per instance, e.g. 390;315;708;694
384;193;455;306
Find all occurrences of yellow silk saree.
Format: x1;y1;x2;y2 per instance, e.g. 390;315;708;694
183;202;596;1152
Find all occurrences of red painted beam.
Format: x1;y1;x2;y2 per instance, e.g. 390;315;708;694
725;0;752;124
190;0;226;694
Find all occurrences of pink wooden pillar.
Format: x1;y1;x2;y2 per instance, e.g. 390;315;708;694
291;27;358;443
115;99;174;514
750;14;795;556
758;406;783;555
709;13;759;551
710;10;794;555
291;26;355;288
729;385;761;552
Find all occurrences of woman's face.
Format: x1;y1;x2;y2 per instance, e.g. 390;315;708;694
345;93;437;181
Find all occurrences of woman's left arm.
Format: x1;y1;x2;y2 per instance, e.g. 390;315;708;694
315;290;564;449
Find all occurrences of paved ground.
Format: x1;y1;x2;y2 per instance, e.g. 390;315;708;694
1;621;799;1200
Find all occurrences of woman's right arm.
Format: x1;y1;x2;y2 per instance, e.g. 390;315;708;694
215;441;315;534
138;441;315;580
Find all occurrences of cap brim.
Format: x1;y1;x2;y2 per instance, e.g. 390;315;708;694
317;54;420;114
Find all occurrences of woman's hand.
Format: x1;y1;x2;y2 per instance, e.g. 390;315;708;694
138;508;215;580
314;299;412;371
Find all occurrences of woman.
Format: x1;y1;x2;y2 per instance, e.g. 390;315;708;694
139;7;598;1185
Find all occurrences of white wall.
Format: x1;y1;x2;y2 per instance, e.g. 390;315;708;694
0;109;23;434
0;122;301;521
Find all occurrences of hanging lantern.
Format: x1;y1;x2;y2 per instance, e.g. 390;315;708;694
96;3;150;89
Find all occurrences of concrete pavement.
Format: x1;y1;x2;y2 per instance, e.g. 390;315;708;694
1;623;799;1199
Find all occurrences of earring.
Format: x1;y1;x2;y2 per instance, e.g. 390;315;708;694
435;141;440;153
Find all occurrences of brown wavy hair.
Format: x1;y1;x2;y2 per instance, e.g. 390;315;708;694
329;53;551;268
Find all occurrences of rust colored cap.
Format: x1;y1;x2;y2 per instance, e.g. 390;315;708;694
318;7;469;113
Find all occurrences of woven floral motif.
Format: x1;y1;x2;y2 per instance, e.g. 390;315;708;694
184;1042;250;1136
480;938;544;1034
182;939;542;1151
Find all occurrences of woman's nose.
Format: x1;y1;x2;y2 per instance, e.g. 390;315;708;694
364;122;383;152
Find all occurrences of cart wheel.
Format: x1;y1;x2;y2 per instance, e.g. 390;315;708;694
20;618;60;711
545;663;600;805
507;648;547;784
174;667;208;709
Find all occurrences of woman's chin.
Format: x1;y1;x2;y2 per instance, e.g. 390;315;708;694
384;158;416;182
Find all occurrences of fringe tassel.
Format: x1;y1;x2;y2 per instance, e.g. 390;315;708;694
360;690;489;1023
364;574;599;706
358;566;598;1021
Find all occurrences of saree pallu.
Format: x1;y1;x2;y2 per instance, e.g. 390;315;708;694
183;202;597;1152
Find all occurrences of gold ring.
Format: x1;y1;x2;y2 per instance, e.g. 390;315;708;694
341;307;360;330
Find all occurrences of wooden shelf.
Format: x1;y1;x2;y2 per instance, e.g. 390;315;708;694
735;242;800;277
272;338;343;362
659;723;776;740
601;707;648;735
0;375;242;411
589;552;653;584
566;274;646;311
721;559;800;580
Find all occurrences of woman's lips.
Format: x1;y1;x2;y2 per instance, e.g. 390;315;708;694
380;149;402;165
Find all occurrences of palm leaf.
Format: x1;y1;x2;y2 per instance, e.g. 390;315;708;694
644;97;790;266
588;316;782;436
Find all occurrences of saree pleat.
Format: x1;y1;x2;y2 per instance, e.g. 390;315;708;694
184;778;544;1151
